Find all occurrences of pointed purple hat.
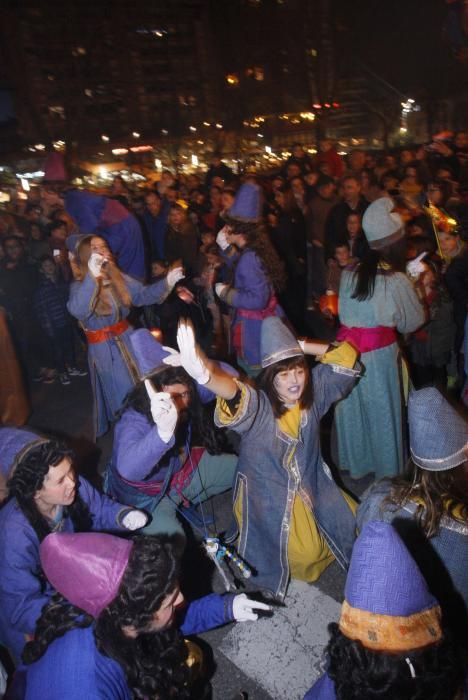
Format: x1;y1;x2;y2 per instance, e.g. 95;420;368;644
339;521;442;652
40;532;133;617
226;183;262;223
129;328;173;380
43;151;68;183
0;427;48;482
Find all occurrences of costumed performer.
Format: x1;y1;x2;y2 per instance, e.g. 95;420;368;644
173;317;360;600
104;328;238;536
214;182;286;377
334;197;425;479
303;520;466;700
41;152;147;280
0;428;148;664
357;386;468;628
19;532;270;699
67;234;183;437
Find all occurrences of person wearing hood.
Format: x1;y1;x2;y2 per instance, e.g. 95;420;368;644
104;328;237;537
18;531;268;699
303;521;466;700
0;428;148;664
357;387;468;631
214;183;286;377
334;197;426;479
171;318;360;601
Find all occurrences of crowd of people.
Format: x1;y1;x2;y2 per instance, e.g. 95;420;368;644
0;133;467;699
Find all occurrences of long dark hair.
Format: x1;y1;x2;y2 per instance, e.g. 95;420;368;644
120;366;227;455
326;623;464;700
257;355;313;418
384;460;468;538
7;440;93;542
351;237;407;301
226;218;286;291
24;535;190;700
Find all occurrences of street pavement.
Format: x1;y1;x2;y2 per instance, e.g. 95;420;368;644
28;372;372;700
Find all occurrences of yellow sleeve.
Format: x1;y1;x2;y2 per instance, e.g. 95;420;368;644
319;341;358;369
216;380;249;426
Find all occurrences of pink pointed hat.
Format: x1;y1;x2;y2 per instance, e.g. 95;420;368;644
43;151;67;183
40;532;133;617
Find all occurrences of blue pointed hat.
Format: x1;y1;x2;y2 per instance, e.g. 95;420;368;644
129;328;172;380
362;197;404;250
260;317;303;368
0;427;48;482
339;521;442;652
408;387;467;471
226;183;262;224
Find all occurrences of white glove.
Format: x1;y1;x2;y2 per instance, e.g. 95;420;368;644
406;252;428;280
215;283;228;299
122;509;148;531
161;345;182;367
166;266;185;290
88;252;105;277
232;593;271;622
216;226;230;251
176;321;210;385
144;380;178;442
298;339;306;352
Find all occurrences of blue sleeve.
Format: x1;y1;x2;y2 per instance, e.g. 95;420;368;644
124;274;169;307
311;363;357;419
78;478;130;531
66;275;99;322
114;411;176;481
227;252;272;310
0;516;51;639
179;593;234;636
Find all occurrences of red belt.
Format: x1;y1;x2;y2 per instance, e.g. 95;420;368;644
336;325;397;353
237;295;278;320
84;319;130;344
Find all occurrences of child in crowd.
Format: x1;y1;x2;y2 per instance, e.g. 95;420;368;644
33;255;85;385
325;242;355;295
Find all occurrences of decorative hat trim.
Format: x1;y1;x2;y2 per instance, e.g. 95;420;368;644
410;443;468;471
10;438;49;478
339;599;442;652
367;226;405;250
261;347;303;369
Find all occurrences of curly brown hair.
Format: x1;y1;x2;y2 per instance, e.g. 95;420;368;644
226;220;286;291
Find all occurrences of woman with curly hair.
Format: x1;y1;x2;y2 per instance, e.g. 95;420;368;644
104;328;237;536
20;532;268;699
0;429;147;663
214;183;286;376
304;521;466;700
67;234;183;437
357;387;468;627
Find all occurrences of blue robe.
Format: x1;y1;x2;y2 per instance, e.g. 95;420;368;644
67;273;169;437
0;478;130;663
334;269;425;478
304;673;336;699
65;190;146;280
22;594;235;699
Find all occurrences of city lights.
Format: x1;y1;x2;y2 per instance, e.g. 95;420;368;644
101;135;109;142
132;132;140;138
225;74;239;86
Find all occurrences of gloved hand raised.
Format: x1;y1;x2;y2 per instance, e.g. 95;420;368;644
215;283;229;299
88;252;105;278
144;379;178;443
216;225;231;251
175;320;210;385
406;252;427;280
166;266;185;290
232;593;272;622
121;509;148;531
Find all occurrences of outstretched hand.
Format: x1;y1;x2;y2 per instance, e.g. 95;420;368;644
144;380;178;443
176;320;210;385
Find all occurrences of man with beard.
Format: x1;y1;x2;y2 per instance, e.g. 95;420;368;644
104;329;237;536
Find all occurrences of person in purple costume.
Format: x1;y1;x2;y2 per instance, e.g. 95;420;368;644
18;531;269;699
67;235;183;437
0;428;148;665
304;521;466;700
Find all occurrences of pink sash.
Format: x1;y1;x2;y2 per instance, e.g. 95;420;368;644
336;325;397;353
237;294;278;320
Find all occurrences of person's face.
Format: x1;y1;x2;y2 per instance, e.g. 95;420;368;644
201;231;215;247
319;140;331;153
349;151;365;171
34;457;77;513
4;239;24;262
436;168;451;181
225;228;247;249
210;188;222;207
28;207;42;222
343;179;360;201
304;172;318;186
51;224;67;244
273;364;306;404
438;232;460;256
286;164;301;179
30;224;42;240
169;208;184;227
162;382;191;412
427;185;442;205
146;194;162;217
318;183;335;199
166;189;178;203
291;178;305;195
385;155;397;169
400;150;413;164
292;145;304;159
272;178;283;192
90;237;111;258
41;259;56;277
149;587;185;632
221;192;235;210
335;246;351;266
274;191;285;208
346;214;361;237
455;132;467;149
405;167;417;179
